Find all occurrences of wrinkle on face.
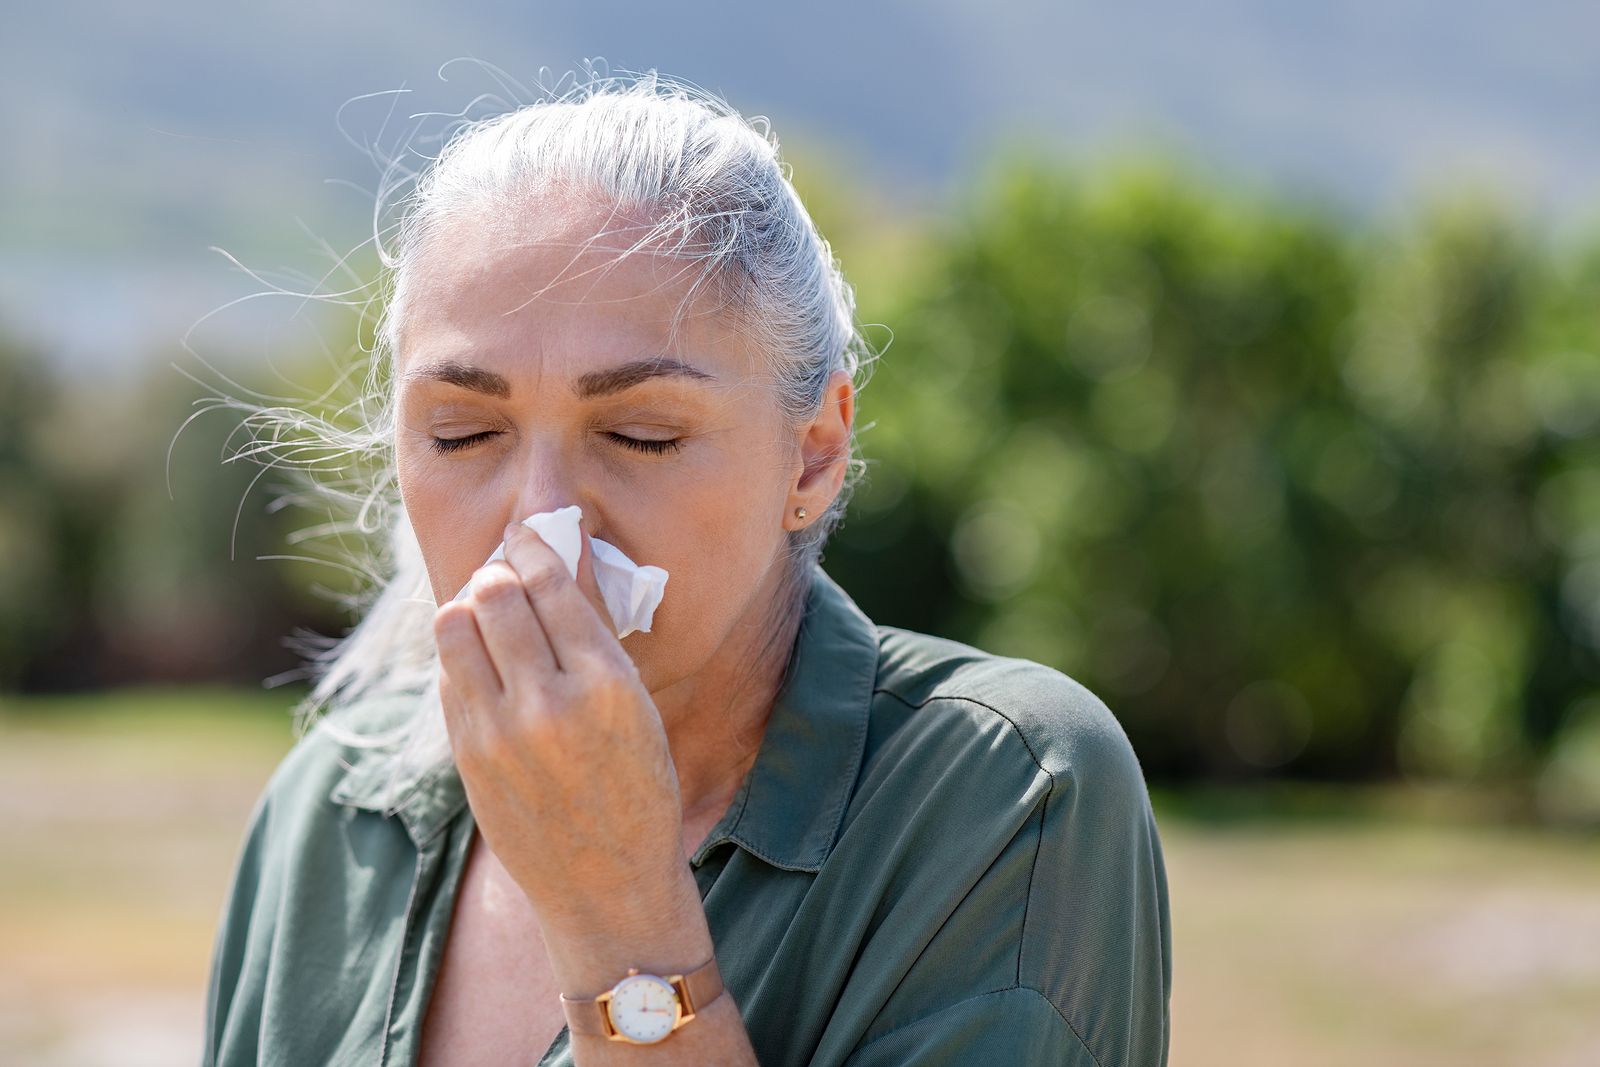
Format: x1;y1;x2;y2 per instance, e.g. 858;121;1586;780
391;190;804;721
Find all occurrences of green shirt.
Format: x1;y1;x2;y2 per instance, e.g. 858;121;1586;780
203;566;1172;1066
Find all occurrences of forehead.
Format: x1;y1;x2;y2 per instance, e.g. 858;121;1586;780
394;192;754;384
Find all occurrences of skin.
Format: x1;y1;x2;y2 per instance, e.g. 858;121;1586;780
393;189;855;1064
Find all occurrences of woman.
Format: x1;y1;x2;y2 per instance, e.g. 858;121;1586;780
202;69;1171;1067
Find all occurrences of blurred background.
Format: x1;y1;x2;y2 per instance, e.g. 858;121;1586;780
3;2;1598;1064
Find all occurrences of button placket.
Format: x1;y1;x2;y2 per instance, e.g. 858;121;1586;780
381;806;476;1066
379;839;436;1066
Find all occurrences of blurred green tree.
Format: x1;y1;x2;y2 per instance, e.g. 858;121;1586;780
824;154;1600;798
5;148;1598;817
0;332;69;688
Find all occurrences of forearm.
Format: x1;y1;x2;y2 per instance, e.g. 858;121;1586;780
538;863;760;1066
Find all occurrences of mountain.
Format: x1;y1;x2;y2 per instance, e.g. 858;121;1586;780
4;0;1597;373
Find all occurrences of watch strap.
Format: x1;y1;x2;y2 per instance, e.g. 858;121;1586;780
560;955;724;1040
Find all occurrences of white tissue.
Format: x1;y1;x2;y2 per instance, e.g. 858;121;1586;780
451;504;668;639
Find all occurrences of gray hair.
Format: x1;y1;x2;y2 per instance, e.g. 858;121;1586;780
192;67;881;811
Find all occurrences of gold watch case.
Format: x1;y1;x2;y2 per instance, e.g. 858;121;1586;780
561;957;723;1045
601;969;684;1044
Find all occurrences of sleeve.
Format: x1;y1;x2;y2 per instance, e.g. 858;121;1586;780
840;987;1104;1067
201;781;275;1067
835;672;1172;1067
1016;683;1173;1067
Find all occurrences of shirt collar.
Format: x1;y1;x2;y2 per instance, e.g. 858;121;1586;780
689;565;878;873
325;703;469;848
329;565;880;870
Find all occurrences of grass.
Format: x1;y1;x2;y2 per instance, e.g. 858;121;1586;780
1;687;1597;1066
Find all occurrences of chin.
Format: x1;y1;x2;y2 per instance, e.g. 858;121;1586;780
618;624;662;670
626;623;708;699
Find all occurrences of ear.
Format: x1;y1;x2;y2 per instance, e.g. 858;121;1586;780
788;369;855;530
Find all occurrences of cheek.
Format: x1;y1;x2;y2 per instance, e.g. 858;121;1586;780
400;452;481;530
656;459;776;563
395;446;499;601
643;482;784;630
626;493;784;689
395;438;442;513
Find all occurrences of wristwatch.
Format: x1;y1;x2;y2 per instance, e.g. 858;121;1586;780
559;955;724;1044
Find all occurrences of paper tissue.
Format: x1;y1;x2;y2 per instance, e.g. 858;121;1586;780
451;504;668;639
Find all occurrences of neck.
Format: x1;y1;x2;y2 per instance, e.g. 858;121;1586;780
650;560;809;824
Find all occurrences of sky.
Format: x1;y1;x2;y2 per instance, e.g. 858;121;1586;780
3;0;1597;376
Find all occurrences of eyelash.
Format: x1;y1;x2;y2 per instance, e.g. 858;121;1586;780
428;432;683;456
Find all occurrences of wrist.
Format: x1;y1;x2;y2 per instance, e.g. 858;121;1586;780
534;854;701;933
537;864;712;995
560;956;726;1045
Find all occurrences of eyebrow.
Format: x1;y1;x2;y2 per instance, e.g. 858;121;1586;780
402;356;718;400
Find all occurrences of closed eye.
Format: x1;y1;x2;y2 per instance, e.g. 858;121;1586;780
429;431;499;455
607;433;683;456
427;431;683;456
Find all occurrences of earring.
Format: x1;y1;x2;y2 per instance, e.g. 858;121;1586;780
794;506;807;521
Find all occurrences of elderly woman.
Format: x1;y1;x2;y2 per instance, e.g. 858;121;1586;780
202;71;1171;1067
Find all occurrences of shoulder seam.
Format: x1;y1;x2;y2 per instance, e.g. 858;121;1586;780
874;686;1056;784
871;688;1059;991
874;686;1117;1067
846;984;1102;1065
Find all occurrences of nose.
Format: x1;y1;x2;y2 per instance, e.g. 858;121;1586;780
507;447;596;537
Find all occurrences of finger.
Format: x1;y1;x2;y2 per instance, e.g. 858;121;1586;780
436;668;473;748
570;527;613;633
465;559;560;679
502;522;617;669
436;641;509;776
433;601;504;715
503;520;610;627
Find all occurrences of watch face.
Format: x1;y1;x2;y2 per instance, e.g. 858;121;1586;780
605;974;682;1044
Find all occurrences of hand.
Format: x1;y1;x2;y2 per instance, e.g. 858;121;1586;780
433;520;688;931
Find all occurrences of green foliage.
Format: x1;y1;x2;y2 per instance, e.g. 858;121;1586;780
4;150;1598;813
825;153;1600;796
0;331;359;691
0;336;68;687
